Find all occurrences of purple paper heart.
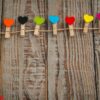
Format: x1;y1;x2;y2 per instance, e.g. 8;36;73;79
96;13;100;20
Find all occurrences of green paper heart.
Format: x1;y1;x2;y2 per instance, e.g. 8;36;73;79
33;16;45;25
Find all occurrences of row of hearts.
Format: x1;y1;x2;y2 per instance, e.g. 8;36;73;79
3;14;100;27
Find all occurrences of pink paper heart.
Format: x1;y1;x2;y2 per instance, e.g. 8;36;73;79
96;13;100;20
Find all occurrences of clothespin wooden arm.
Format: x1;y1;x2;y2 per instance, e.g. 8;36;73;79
48;15;60;36
5;27;11;38
18;16;28;37
20;24;25;36
83;23;89;33
83;14;94;34
65;16;75;37
3;18;14;38
53;23;57;35
34;25;40;36
33;16;45;36
69;25;74;36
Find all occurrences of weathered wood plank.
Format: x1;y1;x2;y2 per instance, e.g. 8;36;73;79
48;0;96;100
1;0;48;100
0;0;3;95
0;0;99;100
91;0;100;99
48;0;68;100
1;0;27;100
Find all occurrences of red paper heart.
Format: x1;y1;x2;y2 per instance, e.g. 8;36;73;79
65;16;75;25
4;19;14;27
0;96;4;100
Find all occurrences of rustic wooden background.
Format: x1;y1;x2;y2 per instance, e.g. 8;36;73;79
0;0;100;100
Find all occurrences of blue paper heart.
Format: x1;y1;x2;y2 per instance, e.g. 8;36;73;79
49;16;60;24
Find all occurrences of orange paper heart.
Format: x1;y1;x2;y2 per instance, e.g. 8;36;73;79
4;19;14;27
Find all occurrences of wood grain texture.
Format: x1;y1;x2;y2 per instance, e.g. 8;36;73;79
0;0;3;95
91;0;100;100
0;0;99;100
48;0;96;100
1;0;48;100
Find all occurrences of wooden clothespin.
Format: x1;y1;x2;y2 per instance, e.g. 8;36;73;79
4;18;14;38
48;15;60;35
96;13;100;33
33;16;45;36
83;14;94;33
65;16;75;37
18;16;28;37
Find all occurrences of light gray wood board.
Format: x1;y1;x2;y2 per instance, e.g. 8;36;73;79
48;0;96;100
0;0;99;100
1;0;48;100
91;0;100;99
0;0;3;95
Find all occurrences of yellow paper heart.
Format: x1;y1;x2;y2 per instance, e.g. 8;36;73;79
84;14;94;23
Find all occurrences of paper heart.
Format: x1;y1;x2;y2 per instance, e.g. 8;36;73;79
49;16;60;24
18;16;28;24
65;16;75;25
33;16;45;25
96;13;100;20
84;14;94;23
0;96;4;100
4;18;14;27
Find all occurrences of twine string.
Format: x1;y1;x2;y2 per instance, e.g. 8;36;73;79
0;27;100;35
